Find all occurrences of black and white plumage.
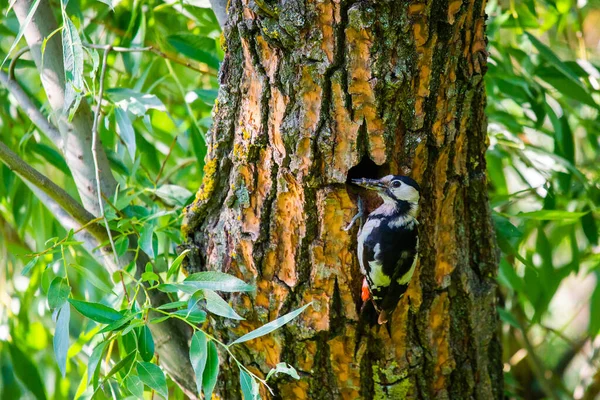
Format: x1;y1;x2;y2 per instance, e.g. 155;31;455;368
348;175;420;325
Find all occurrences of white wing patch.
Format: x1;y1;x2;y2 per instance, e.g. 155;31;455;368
357;218;381;276
368;261;391;287
397;237;419;285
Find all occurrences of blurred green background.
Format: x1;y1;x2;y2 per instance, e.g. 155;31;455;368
0;0;599;399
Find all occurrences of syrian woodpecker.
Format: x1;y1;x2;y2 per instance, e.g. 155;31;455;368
345;175;420;325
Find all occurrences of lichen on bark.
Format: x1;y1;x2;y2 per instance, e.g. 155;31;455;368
184;0;502;398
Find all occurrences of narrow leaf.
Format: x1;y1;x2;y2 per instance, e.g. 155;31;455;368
137;362;168;399
48;277;71;309
240;369;261;400
266;362;300;381
204;290;244;320
87;341;107;385
516;210;588;221
190;331;208;394
53;303;70;377
202;341;219;398
167;249;190;280
8;343;47;400
138;325;155;362
1;0;41;68
184;271;255;292
62;15;84;117
230;303;312;346
115;108;136;161
68;299;122;324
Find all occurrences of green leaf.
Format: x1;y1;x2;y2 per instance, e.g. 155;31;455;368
497;307;521;330
48;277;71;309
167;34;220;69
525;32;581;85
156;300;187;310
137;362;168;399
8;342;47;400
189;89;219;105
266;362;300;381
204;289;244;320
581;206;599;246
590;274;600;337
141;271;159;284
68;299;123;324
30;143;70;175
184;271;255;292
70;263;114;294
115;107;136;161
1;0;42;68
138;325;155;362
202;341;219;398
190;331;208;394
98;314;135;333
240;369;261;400
106;349;137;380
21;256;39;275
230;303;312;345
126;375;144;398
167;249;190;280
492;214;522;240
515;210;589;221
156;282;198;294
174;308;207;324
87;341;107;385
106;88;166;117
62;15;84;118
154;185;193;206
53;303;70;377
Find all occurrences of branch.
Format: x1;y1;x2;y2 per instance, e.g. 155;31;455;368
0;70;62;145
0;141;106;240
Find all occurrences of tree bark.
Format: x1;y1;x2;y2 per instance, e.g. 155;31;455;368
184;0;502;398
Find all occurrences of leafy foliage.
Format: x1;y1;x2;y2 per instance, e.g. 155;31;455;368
486;0;600;397
0;0;311;398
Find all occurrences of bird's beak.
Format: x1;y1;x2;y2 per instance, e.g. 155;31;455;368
351;178;385;192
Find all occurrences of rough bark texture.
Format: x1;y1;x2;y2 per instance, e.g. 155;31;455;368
184;0;502;398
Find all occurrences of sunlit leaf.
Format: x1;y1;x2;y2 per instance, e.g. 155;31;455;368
115;107;136;161
202;341;219;398
184;271;254;292
230;303;312;346
240;369;261;400
68;299;123;324
53;303;70;377
190;331;208;394
137;362;168;399
167;34;220;69
266;362;300;381
62;15;84;118
48;277;71;309
204;289;244;320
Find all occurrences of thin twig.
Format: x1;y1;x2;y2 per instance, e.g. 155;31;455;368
155;136;178;184
8;47;30;80
83;42;151;53
82;42;216;76
91;45;119;268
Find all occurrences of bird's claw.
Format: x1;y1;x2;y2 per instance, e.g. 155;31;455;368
343;197;365;231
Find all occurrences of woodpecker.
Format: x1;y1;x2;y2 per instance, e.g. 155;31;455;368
345;175;420;325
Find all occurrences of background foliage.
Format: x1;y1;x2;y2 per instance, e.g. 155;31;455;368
0;0;599;399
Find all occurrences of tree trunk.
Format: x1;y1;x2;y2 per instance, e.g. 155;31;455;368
184;0;502;398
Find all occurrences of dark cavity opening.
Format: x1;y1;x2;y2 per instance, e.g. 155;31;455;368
346;155;389;184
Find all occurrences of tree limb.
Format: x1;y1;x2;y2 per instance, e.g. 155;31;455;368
0;70;62;145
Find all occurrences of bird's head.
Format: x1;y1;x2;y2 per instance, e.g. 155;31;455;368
351;175;420;204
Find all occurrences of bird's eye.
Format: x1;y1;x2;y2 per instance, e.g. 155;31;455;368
392;180;402;188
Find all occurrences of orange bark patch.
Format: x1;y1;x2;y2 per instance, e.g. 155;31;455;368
413;20;429;47
346;15;386;164
453;130;467;176
262;172;305;288
280;379;310;400
255;279;288;318
241;148;273;240
269;88;288;164
448;0;463;24
256;35;279;80
328;78;360;181
408;3;426;16
317;0;335;63
329;328;361;399
435;183;458;287
429;292;455;392
238;38;264;145
310;188;359;320
411;140;429;180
